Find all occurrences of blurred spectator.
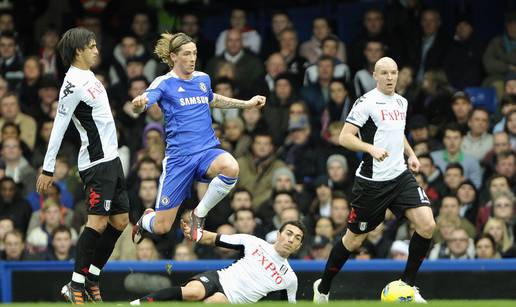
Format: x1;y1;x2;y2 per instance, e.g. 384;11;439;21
262;191;297;236
491;191;515;242
431;123;482;188
300;17;346;65
483;217;513;254
494;151;515;186
321;121;359;175
179;12;213;69
0;229;28;260
211;77;239;125
136;237;161;261
325;154;353;196
237;132;286;207
215;8;261;56
110;57;146;104
261;11;292;59
262;52;287;95
395;66;417;104
31;120;76;169
0;92;37;150
389;240;409;260
30;75;59;124
477;175;512;229
265;206;300;244
456;180;480;226
26;199;77;254
475;233;501;259
482;11;516;95
2;137;36;196
436;195;476;239
304;35;350;86
126;157;161;193
353;240;375;260
418;154;446;197
329;192;350;240
442;163;465;195
493;94;516;133
0;31;23;90
80;13;114;67
353;40;384;97
314;216;334;242
264;73;298;146
407;115;441;152
207;29;263;96
409;9;450;82
414;172;439;205
482;132;512;179
411;70;454;130
38;225;75;261
443;17;484;89
18;56;43;112
304;234;332;260
430;214;460;258
0;176;31;232
0;217;14;252
129;178;158;226
222;117;251;159
233;208;264;238
241;107;268;137
173;242;197;261
444;228;475;259
0;122;33;162
309;176;332;220
278;28;308;81
320;80;352;137
109;34;156;89
461;107;493;161
38;27;62;78
131;11;157;57
348;8;403;73
504;110;516;150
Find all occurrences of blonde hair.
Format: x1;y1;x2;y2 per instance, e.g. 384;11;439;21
483;218;512;253
154;32;194;69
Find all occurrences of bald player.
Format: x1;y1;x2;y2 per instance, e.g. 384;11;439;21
312;57;434;304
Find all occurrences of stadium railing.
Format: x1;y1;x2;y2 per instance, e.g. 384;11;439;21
2;259;516;302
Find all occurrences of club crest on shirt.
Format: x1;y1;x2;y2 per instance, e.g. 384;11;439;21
199;82;207;93
104;200;111;211
359;222;368;231
58;103;69;116
396;99;403;108
161;196;170;205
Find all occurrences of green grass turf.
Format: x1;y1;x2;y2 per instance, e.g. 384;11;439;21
5;301;515;307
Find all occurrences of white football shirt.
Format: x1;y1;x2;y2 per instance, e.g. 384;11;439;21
42;66;118;174
216;234;298;303
346;88;408;181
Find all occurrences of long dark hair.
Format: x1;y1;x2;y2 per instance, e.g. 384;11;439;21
57;27;96;66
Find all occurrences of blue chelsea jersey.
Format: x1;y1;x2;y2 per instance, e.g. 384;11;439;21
144;71;220;156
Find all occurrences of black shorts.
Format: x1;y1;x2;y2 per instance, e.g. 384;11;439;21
348;170;430;234
79;157;129;216
186;270;225;299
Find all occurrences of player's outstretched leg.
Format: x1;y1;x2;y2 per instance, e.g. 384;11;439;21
190;174;237;241
132;208;155;243
130;280;206;305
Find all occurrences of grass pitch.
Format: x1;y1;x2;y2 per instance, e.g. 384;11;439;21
6;301;515;307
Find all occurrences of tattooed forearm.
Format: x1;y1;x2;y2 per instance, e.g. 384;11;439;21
211;93;249;109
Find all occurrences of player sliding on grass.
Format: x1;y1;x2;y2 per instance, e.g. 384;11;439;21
131;32;266;244
313;57;436;304
130;217;305;305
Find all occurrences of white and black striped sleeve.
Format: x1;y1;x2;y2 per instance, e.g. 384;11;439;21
215;233;254;251
346;97;369;128
41;85;83;175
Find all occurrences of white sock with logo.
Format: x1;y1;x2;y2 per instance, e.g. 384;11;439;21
194;175;237;217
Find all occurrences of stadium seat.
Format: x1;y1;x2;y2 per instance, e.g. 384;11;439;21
464;87;498;114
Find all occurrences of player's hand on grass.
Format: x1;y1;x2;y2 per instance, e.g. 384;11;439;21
132;94;148;113
407;155;420;173
246;95;266;109
36;173;54;194
370;146;389;162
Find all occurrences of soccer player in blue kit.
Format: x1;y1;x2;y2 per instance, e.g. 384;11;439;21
131;32;266;243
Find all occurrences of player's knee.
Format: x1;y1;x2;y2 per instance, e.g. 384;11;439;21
220;160;239;178
111;215;129;231
343;233;364;251
182;289;204;301
416;219;436;238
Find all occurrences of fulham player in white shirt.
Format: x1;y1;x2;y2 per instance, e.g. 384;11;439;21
313;57;435;304
130;216;305;305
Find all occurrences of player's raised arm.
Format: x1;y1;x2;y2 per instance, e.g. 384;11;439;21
131;93;149;114
211;93;266;109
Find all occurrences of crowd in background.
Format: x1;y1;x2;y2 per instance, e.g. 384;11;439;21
0;0;515;279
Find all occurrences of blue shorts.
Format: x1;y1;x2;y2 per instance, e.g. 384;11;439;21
155;148;226;211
